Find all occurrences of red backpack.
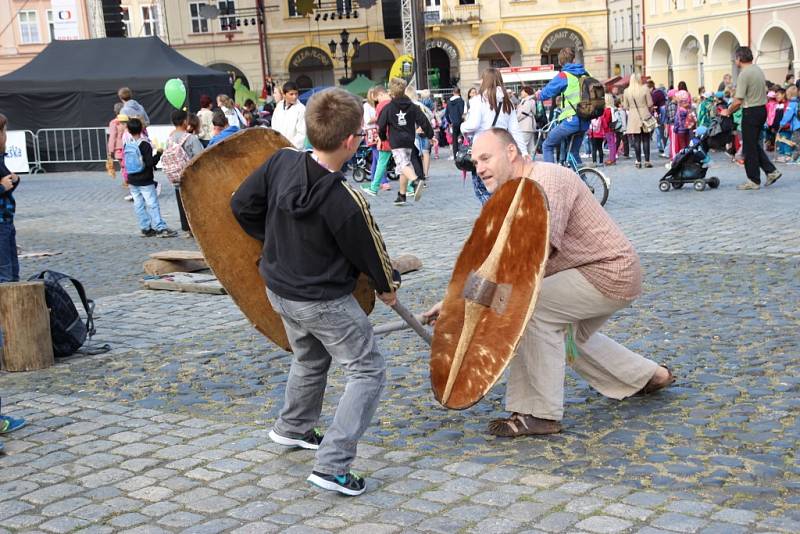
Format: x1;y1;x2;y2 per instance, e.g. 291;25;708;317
161;133;192;184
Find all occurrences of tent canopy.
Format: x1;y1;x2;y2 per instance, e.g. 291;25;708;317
0;37;232;131
344;75;375;98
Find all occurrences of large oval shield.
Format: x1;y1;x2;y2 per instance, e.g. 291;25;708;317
430;177;549;409
180;128;375;351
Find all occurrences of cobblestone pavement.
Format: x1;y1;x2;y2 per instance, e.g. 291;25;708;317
1;155;798;533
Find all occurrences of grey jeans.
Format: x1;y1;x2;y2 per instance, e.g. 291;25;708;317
266;288;386;476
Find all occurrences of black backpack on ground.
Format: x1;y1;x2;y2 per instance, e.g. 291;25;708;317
28;270;96;358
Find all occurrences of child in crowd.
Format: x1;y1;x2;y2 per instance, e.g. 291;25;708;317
673;91;695;154
615;99;628;159
362;86;393;196
377;78;433;205
124;118;177;238
602;93;618;165
0;113;21;283
118;87;150;126
778;85;800;163
164;110;204;236
207;111;240;147
588;114;606;166
231;88;399;497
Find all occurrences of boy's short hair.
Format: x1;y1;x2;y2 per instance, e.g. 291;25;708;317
171;109;188;126
113;102;124;114
373;85;387;96
283;81;299;93
212;110;228;128
389;77;407;99
127;117;143;135
118;87;133;101
305;88;362;151
187;112;200;131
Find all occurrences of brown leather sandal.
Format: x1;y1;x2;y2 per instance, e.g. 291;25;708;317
487;413;562;437
635;365;676;396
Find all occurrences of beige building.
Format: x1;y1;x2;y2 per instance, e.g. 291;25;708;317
106;0;610;95
644;0;797;94
0;0;93;76
608;0;643;77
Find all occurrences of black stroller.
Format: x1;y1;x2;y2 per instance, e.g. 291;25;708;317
350;145;398;183
659;119;721;192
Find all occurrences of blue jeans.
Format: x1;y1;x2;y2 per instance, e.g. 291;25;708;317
129;184;166;231
0;222;19;282
267;289;386;476
543;116;587;164
471;171;491;205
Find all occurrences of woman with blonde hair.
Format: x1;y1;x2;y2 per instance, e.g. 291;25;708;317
216;93;246;129
623;73;655;168
461;67;527;203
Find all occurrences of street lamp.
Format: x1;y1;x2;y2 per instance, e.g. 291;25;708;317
328;29;361;83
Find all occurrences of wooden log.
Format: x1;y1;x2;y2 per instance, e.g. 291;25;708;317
143;258;208;275
391;254;423;274
149;250;205;261
0;281;54;372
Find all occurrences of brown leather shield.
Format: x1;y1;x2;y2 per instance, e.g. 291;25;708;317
180;128;375;351
430;177;549;409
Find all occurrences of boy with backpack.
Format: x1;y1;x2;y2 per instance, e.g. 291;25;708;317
231;88;399;496
163;110;204;236
124;118;177;238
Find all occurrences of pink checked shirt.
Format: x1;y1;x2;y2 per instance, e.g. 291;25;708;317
528;163;642;301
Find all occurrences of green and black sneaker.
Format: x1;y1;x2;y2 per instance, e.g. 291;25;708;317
268;428;324;450
307;471;366;496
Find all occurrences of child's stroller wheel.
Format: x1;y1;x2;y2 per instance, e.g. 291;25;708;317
693;179;706;191
672;182;684;189
658;180;671;192
708;176;720;189
352;167;368;183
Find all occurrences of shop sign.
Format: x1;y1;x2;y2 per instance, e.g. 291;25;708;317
541;30;584;54
290;48;332;69
426;39;459;62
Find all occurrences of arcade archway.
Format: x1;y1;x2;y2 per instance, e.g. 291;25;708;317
540;29;585;68
478;34;522;73
709;31;740;85
426;38;460;89
208;63;249;88
350;42;396;83
758;26;795;82
649;38;674;88
678;35;704;89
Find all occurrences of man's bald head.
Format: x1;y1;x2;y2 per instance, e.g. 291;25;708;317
472;128;524;194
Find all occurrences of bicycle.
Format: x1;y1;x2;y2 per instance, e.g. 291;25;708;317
532;119;610;207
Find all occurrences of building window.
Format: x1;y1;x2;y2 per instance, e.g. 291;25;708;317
189;2;209;33
141;5;161;37
19;10;41;44
650;0;657;15
219;1;236;31
635;13;640;41
425;0;441;7
459;0;476;5
121;6;131;36
46;10;56;41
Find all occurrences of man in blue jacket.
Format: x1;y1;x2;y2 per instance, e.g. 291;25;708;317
537;48;590;164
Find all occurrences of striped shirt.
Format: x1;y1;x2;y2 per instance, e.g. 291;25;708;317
528;163;642;301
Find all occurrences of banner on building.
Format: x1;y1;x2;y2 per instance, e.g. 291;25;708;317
5;131;30;174
51;0;81;40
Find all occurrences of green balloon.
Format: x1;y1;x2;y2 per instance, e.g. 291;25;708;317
164;78;186;109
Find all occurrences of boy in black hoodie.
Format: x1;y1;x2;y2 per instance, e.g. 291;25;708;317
231;88;399;497
377;77;434;205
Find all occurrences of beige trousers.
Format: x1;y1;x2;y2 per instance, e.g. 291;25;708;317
505;269;658;421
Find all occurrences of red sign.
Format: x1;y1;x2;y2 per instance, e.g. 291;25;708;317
498;65;555;74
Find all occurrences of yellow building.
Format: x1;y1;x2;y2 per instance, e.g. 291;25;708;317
110;0;610;95
644;0;748;94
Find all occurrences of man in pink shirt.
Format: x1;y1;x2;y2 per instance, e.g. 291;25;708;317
424;128;674;437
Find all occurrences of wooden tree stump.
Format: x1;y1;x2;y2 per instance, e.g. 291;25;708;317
0;281;54;372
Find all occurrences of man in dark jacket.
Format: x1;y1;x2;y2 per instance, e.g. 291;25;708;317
446;87;465;159
377;78;434;205
0;113;21;282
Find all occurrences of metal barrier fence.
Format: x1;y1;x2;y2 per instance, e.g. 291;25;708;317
24;130;43;174
35;127;109;169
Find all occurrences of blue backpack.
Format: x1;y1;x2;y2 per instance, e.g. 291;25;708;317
123;139;144;174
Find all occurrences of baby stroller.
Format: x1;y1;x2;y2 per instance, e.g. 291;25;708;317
350;145;398;183
659;122;720;192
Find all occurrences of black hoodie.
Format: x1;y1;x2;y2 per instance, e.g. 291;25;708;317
377;97;434;149
231;148;398;301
